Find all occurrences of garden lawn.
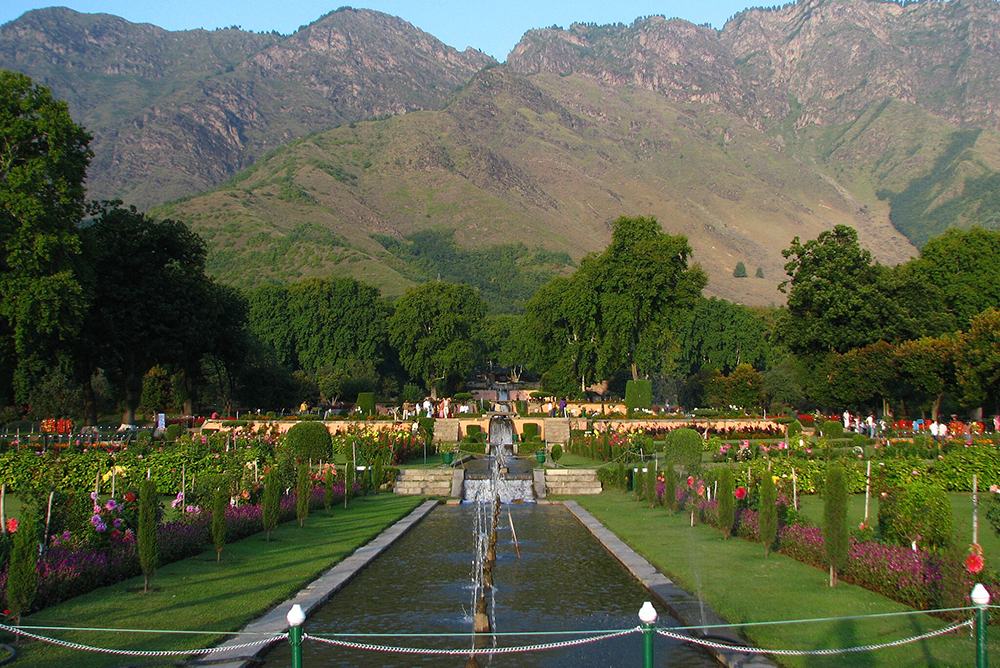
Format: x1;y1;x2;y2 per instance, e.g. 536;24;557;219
8;494;424;668
577;492;999;668
797;493;1000;561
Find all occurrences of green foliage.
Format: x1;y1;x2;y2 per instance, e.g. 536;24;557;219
877;482;953;550
823;464;849;584
625;379;653;415
356;392;375;416
676;297;772;376
758;474;778;555
787;419;803;437
138;478;158;593
717;468;735;537
550;443;563;463
645;464;658;508
6;506;38;623
285;421;333;461
755;266;764;279
400;383;424;404
663;463;677;511
262;468;280;540
665;428;703;467
296;461;310;526
371;229;570;314
821;420;844;439
955;308;1000;409
212;487;227;562
0;71;91;403
164;424;184;442
388;281;486;390
522;423;539;441
733;261;747;278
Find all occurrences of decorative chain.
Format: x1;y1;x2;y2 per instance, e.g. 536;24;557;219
0;623;285;657
304;626;641;655
656;618;974;656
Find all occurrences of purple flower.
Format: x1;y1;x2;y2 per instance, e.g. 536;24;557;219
90;492;99;501
105;499;117;511
113;518;123;528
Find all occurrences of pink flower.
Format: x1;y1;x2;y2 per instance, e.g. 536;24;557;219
5;518;17;533
687;476;694;487
735;487;747;500
967;545;985;574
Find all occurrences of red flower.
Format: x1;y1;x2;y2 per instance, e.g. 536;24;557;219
967;544;985;574
124;492;135;503
687;476;694;487
735;487;747;500
5;518;17;533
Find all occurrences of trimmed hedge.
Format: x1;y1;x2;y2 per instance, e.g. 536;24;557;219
625;380;653;415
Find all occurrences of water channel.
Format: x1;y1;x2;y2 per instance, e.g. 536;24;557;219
264;503;719;667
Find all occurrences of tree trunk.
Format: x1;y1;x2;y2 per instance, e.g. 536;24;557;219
122;370;139;425
829;564;837;587
932;393;943;422
631;363;639;382
82;376;98;427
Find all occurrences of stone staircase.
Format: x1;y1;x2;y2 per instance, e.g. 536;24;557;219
394;468;455;496
544;468;602;495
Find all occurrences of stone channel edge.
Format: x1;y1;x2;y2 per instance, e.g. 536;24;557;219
208;497;771;668
209;498;439;668
562;500;776;668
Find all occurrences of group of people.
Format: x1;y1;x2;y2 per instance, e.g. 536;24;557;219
841;410;882;437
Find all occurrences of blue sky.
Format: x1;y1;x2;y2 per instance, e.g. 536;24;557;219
1;0;760;61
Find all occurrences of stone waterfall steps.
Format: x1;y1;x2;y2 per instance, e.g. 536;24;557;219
544;468;602;495
394;468;456;496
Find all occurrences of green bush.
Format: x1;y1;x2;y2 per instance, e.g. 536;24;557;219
356;392;376;416
824;464;849;585
717;468;734;536
164;424;184;442
787;419;803;438
522;423;539;441
285;421;333;461
625;380;653;415
401;383;424;404
821;420;844;439
453;392;473;401
515;400;527;416
665;428;703;467
550;443;563;463
878;481;953;550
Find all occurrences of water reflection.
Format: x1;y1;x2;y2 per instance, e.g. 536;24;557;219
263;504;717;667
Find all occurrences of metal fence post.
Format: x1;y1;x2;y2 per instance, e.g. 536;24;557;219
639;601;657;668
287;603;306;668
973;584;990;668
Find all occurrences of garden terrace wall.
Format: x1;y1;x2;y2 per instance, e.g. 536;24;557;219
581;418;784;436
201;420;412;436
434;418;569;444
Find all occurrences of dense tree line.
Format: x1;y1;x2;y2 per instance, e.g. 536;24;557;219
2;72;997;422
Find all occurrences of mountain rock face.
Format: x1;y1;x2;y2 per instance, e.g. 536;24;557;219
4;0;1000;306
0;7;493;208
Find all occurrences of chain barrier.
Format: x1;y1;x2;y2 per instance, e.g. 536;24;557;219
303;626;641;655
0;623;285;657
656;618;974;656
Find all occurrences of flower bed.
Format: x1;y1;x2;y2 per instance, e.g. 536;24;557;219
0;485;342;614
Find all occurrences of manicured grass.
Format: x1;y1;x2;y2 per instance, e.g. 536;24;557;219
9;494;424;668
548;453;604;468
796;493;1000;561
577;492;997;668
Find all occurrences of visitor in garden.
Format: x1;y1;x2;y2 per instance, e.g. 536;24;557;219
842;409;850;431
930;419;940;442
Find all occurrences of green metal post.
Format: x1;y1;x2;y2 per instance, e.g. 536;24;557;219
976;606;988;668
973;583;990;668
642;621;655;668
290;624;303;668
638;601;657;668
287;603;305;668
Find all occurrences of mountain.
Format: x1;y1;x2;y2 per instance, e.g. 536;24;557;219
5;0;1000;306
0;7;494;208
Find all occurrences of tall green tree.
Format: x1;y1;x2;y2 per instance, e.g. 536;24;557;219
138;478;158;593
823;465;849;587
0;71;92;403
76;202;214;424
759;474;778;556
262;468;279;541
388;281;486;397
592;216;705;380
779;225;894;357
6;506;38;624
676;298;772;376
955;308;1000;412
893;335;957;419
717;468;735;538
910;227;1000;328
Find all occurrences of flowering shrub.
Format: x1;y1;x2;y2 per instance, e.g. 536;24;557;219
0;483;344;615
